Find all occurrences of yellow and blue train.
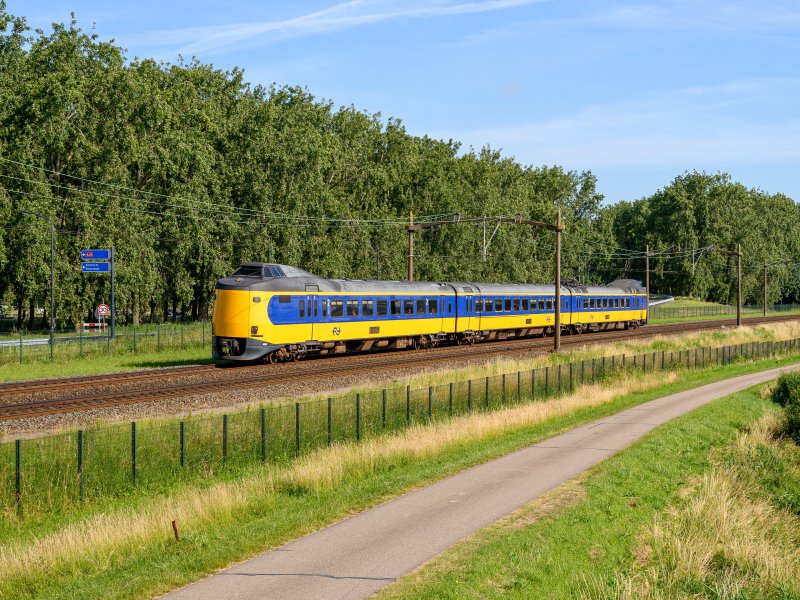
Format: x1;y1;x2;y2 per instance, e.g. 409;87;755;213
211;263;648;363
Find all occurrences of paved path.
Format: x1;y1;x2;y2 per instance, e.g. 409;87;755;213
165;364;798;600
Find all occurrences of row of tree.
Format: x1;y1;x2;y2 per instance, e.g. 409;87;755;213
0;5;798;330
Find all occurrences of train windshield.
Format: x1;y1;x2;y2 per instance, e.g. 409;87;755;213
231;266;263;278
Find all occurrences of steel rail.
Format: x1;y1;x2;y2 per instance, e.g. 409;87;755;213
2;314;798;421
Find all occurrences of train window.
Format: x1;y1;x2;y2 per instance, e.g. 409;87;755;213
391;299;401;316
232;265;263;278
278;295;291;303
546;298;553;310
626;298;631;308
346;300;359;317
377;299;388;316
513;299;520;311
430;299;438;314
484;299;493;312
314;298;319;317
475;299;483;312
495;298;503;312
504;298;511;312
417;299;427;314
362;299;374;317
522;299;529;311
403;299;414;315
615;298;620;308
448;302;453;313
299;299;305;318
583;298;589;309
330;300;344;318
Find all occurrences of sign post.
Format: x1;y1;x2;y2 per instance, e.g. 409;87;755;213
81;248;115;338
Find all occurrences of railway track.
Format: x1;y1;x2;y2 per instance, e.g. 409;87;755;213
2;314;798;421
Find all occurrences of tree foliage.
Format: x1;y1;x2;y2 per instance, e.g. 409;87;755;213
0;5;797;329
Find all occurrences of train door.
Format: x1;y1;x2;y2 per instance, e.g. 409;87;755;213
458;286;476;332
305;285;319;342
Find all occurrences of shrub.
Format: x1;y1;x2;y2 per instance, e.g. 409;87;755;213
771;372;800;440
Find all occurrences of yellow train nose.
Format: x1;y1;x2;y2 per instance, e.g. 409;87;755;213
212;289;252;338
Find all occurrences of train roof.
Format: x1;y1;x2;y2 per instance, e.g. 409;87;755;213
215;264;645;295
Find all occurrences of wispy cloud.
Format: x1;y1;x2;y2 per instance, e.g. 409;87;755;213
432;78;800;169
121;0;543;57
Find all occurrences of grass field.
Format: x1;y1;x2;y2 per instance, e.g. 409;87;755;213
2;350;800;598
377;388;800;599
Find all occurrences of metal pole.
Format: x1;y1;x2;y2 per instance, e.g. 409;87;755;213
407;210;414;281
764;263;768;316
554;209;562;352
737;244;742;327
49;219;54;359
645;244;650;325
110;246;115;338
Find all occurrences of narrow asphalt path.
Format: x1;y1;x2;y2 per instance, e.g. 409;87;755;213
164;363;798;600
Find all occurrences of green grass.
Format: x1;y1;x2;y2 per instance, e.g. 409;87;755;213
0;346;212;382
649;306;800;325
377;386;779;599
0;322;211;373
3;353;800;599
661;296;727;308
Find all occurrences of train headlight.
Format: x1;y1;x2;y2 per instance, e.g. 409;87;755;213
251;325;259;335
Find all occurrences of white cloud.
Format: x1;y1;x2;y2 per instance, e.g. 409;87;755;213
121;0;544;57
430;78;800;169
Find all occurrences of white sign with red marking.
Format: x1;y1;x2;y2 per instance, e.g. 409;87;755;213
97;303;110;317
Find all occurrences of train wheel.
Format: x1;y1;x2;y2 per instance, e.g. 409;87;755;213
267;352;278;365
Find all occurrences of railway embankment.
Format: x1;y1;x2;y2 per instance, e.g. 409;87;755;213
1;332;800;599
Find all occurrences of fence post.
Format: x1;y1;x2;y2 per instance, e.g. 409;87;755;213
545;366;550;394
260;407;267;462
449;382;454;415
131;422;137;485
356;394;361;441
590;360;594;383
79;326;83;358
181;323;184;347
485;377;490;409
382;389;387;428
406;385;411;426
517;371;522;402
468;379;473;411
222;414;228;464
157;324;161;352
19;330;22;364
580;361;585;384
77;429;84;501
427;386;432;418
569;362;573;392
328;398;333;445
295;403;301;456
180;421;185;467
202;321;206;347
531;369;536;398
15;439;21;515
557;365;562;396
502;374;506;403
643;353;647;372
661;351;665;370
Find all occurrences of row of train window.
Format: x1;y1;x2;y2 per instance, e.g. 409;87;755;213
283;295;636;319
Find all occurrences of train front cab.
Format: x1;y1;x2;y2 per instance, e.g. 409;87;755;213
212;288;282;361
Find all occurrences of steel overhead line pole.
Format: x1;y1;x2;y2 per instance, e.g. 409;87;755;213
405;213;564;352
764;263;768;317
711;246;744;327
21;210;55;359
645;244;650;325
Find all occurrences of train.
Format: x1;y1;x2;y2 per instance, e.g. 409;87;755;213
211;263;648;363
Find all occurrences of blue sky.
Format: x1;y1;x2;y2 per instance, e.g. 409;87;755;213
11;0;800;204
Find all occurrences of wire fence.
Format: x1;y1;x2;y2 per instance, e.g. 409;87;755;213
649;303;800;320
2;337;799;517
0;322;209;365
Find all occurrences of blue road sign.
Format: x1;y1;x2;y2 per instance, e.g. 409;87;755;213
81;249;110;261
81;262;110;273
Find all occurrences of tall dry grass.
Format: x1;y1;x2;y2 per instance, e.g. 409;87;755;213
596;413;800;599
0;370;675;589
325;321;800;400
